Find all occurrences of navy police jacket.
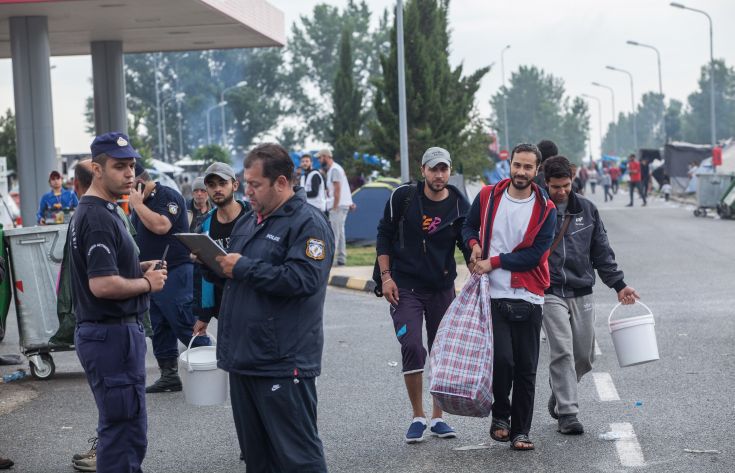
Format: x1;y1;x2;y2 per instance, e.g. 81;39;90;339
212;189;334;378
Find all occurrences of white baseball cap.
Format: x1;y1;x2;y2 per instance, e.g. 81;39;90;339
421;147;451;168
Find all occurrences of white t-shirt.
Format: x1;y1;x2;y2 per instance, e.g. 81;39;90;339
325;162;353;209
488;189;544;305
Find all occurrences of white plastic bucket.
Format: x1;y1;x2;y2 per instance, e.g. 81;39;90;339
608;301;659;367
179;333;228;406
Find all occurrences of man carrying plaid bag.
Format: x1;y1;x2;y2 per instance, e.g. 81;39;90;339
462;143;557;451
376;147;471;444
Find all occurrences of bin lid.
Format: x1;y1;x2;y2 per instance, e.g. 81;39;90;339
179;346;218;371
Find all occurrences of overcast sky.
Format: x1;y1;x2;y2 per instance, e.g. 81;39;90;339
1;0;734;156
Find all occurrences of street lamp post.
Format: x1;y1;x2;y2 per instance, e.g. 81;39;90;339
500;44;511;152
206;101;227;146
161;92;185;162
592;81;618;155
582;94;603;159
670;2;716;149
177;99;184;159
606;66;638;152
397;0;409;183
627;40;666;143
220;80;247;149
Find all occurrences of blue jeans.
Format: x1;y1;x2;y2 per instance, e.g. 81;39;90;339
76;322;147;473
150;263;210;360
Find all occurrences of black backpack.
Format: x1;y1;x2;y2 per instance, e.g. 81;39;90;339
372;184;417;297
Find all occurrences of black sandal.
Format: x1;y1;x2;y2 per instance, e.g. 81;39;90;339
510;434;535;451
490;418;510;442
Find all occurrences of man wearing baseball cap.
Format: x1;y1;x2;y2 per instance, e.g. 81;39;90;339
376;146;471;443
37;169;79;225
129;157;211;394
70;132;168;472
192;162;251;339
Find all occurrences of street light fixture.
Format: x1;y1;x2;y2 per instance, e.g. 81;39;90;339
581;94;603;159
397;0;409;183
606;65;638;152
161;92;186;162
220;80;248;148
591;81;618;155
670;2;716;149
206;101;227;146
500;44;511;152
626;40;663;96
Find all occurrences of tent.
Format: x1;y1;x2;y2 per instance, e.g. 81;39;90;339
664;142;712;193
345;179;400;246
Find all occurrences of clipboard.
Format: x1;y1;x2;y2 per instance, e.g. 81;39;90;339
174;233;228;278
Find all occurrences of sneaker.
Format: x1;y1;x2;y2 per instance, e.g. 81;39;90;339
73;452;96;472
405;419;427;444
430;419;457;439
558;414;584;435
0;457;14;470
73;437;97;461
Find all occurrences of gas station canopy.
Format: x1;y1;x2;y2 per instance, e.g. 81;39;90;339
0;0;285;58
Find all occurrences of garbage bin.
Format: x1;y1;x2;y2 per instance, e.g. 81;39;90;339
4;225;72;379
694;173;735;217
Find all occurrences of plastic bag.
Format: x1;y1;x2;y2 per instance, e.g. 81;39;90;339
429;273;493;417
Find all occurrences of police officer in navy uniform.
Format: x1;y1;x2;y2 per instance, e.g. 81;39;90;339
128;165;211;393
70;132;168;472
207;143;333;472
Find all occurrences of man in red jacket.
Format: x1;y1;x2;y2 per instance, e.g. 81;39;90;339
626;153;647;207
462;143;557;451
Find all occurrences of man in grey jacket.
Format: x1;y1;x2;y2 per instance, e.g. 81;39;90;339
542;156;640;435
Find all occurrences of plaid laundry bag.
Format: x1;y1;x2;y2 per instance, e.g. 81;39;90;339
429;273;493;417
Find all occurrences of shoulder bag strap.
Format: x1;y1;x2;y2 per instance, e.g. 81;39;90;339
549;214;572;255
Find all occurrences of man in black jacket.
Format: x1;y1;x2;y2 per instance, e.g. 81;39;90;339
376;147;471;444
210;143;333;472
542;156;639;435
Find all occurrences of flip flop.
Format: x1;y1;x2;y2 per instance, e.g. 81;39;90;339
490;418;510;442
510;434;535;451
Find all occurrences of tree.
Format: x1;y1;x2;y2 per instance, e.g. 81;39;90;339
0;109;17;172
287;1;388;141
682;59;735;144
603;92;666;154
330;27;364;163
665;99;684;142
192;144;229;167
490;65;589;164
372;0;489;177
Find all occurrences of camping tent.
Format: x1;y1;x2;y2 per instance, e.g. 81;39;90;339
345;179;400;246
664;142;712;193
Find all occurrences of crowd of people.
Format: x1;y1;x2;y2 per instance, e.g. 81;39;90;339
2;132;652;472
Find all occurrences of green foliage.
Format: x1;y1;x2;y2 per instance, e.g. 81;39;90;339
287;1;389;141
603;92;665;155
371;0;489;178
490;65;589;164
330;27;364;163
665;99;684;142
681;60;735;144
0;109;17;172
193;144;229;167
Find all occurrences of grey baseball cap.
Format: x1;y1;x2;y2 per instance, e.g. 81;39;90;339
204;162;236;181
192;177;206;191
421;147;451;168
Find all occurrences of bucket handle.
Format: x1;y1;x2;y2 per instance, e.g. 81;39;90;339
185;331;216;373
608;300;653;332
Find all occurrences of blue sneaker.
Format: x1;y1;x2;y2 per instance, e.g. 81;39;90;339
430;419;457;439
405;420;427;444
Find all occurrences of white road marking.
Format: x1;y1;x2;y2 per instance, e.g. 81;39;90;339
610;422;645;467
593;372;620;401
594;339;602;356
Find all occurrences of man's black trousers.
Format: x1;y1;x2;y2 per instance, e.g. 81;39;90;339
490;300;543;437
229;373;327;473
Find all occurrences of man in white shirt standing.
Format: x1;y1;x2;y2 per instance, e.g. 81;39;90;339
461;143;557;451
318;148;354;266
299;154;327;215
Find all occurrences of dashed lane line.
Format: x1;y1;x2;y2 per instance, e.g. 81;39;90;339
594;339;602;356
592;372;620;401
610;422;646;467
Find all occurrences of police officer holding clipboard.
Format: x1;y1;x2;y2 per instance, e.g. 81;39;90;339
70;132;167;472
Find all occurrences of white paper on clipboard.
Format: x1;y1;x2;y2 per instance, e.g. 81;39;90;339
175;233;228;278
